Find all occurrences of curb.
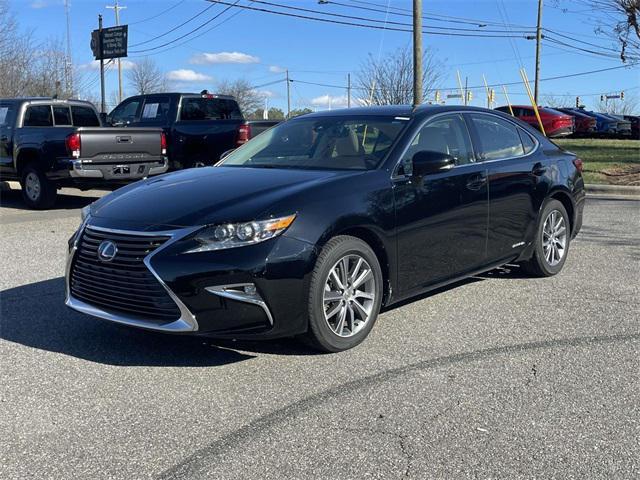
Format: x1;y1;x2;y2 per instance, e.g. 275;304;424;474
585;184;640;198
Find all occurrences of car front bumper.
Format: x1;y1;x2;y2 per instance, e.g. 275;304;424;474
65;218;317;339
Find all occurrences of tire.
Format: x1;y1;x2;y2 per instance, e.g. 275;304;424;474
20;163;57;209
521;199;570;277
304;235;383;353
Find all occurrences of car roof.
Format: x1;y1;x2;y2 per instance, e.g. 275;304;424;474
299;104;505;119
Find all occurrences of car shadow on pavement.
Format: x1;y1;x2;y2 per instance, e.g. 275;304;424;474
0;277;259;367
0;187;103;211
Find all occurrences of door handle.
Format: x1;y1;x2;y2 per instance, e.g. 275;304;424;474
532;162;547;176
466;174;487;191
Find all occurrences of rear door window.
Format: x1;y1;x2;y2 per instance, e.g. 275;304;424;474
71;106;101;127
110;98;142;125
180;97;243;121
0;105;13;127
53;106;72;126
519;130;537;154
24;105;53;127
141;97;171;122
468;114;525;161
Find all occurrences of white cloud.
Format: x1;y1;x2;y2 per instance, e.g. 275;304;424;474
80;59;135;71
255;89;275;99
30;1;47;8
269;65;285;73
166;69;213;82
311;94;349;108
190;51;260;65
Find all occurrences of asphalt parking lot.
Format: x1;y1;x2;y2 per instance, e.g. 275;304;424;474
1;186;638;479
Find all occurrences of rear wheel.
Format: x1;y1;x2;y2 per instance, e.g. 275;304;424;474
521;199;570;277
304;236;383;352
20;164;57;209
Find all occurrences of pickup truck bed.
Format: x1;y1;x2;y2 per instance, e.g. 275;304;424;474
0;98;167;209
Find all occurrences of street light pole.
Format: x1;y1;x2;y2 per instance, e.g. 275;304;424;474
413;0;423;107
534;0;543;104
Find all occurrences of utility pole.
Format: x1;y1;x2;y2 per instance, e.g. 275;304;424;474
534;0;544;104
107;0;126;103
286;69;291;118
99;15;106;115
412;0;423;107
464;76;469;106
347;73;351;108
64;0;73;96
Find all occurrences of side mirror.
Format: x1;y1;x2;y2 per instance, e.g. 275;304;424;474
412;150;455;176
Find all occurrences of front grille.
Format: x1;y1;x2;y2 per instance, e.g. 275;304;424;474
70;227;181;323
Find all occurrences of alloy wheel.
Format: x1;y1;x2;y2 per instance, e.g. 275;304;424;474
24;172;41;202
323;254;376;337
542;209;567;267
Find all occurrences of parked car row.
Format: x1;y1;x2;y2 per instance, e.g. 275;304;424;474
495;105;638;139
0;92;281;208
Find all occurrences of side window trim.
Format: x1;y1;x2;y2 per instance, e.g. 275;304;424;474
464;111;539;163
392;112;478;178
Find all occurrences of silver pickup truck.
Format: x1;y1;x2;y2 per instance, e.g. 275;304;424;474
0;98;168;208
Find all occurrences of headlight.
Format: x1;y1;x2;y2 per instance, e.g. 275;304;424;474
187;214;296;253
80;205;91;221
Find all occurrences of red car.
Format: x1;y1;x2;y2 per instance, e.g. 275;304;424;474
495;105;574;138
555;108;598;136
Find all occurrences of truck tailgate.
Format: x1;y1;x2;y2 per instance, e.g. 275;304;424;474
77;127;163;164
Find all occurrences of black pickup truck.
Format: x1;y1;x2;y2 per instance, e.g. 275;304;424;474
0;98;168;208
106;92;280;169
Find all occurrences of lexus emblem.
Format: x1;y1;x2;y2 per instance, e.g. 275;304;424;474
97;240;118;262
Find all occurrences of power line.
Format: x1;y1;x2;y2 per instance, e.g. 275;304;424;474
129;1;241;54
205;0;534;38
128;7;243;57
344;0;531;28
129;2;216;47
128;0;186;25
250;0;535;34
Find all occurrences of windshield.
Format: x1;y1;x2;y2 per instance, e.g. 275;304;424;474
220;116;408;171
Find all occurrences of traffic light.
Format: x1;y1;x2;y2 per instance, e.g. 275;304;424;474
466;90;473;103
576;96;581;108
600;95;605;102
489;89;496;103
621;91;625;100
435;90;441;103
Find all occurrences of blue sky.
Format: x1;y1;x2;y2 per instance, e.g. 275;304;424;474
16;0;640;112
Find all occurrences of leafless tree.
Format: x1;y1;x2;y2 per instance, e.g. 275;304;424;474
542;94;574;108
127;57;169;95
216;78;264;115
553;0;639;62
356;45;445;106
0;1;74;98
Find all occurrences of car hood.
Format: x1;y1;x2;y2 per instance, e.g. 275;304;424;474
90;166;355;229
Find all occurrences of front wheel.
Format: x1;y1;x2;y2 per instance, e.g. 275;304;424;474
521;199;570;277
304;236;383;352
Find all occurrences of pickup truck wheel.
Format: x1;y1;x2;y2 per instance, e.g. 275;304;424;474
21;165;57;209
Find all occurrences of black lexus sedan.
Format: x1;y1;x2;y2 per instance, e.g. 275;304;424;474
65;105;585;352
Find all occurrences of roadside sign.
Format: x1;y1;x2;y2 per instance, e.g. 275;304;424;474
91;25;128;60
447;94;463;99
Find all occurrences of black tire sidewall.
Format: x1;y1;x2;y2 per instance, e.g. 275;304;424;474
308;236;383;352
21;165;56;209
533;199;570;276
